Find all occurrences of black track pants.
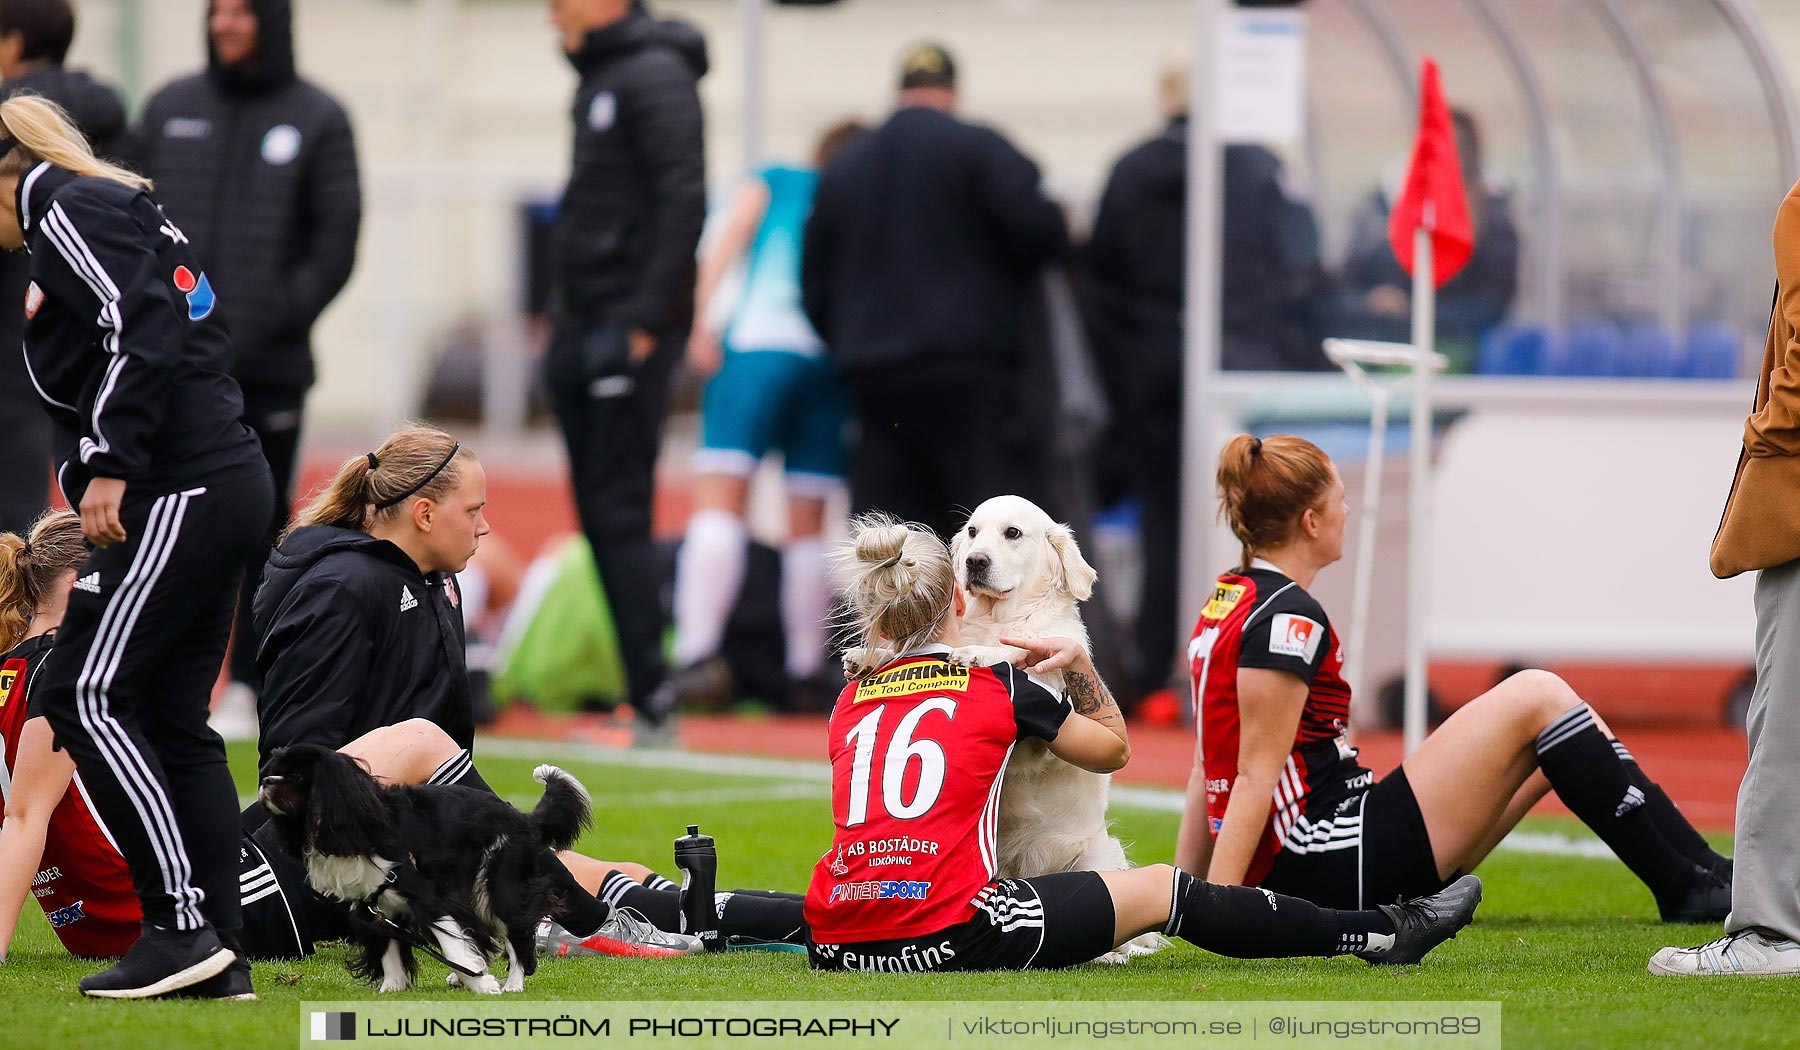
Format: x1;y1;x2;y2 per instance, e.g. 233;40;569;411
544;322;678;707
39;471;273;932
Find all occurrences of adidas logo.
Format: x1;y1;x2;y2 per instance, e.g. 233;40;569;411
1616;785;1646;818
73;573;101;594
399;586;418;613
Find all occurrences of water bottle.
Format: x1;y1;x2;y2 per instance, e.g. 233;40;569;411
674;824;721;951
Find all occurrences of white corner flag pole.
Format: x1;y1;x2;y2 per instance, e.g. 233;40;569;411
1347;377;1388;733
1404;224;1435;755
1323;337;1446;743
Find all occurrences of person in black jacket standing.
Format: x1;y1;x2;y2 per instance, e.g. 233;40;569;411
801;44;1068;540
133;0;361;735
0;0;127;536
0;94;273;998
542;0;706;731
1085;56;1330;703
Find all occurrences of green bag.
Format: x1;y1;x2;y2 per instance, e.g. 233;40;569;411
491;536;626;712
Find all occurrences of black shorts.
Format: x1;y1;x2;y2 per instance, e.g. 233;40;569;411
238;823;352;959
807;872;1115;973
1259;766;1447;909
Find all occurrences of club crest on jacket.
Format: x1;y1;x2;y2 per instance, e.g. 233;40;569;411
172;265;215;321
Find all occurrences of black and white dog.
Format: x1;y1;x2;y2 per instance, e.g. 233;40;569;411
258;745;591;994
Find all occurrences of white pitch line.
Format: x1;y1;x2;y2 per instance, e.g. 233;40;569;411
477;737;831;782
500;783;829;809
474;737;1618;859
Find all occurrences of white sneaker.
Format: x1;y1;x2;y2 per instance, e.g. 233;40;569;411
1648;928;1800;976
208;682;259;742
534;910;703;959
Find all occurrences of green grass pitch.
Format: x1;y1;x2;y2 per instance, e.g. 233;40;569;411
0;739;1785;1048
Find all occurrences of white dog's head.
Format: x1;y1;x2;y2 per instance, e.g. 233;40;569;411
951;495;1097;608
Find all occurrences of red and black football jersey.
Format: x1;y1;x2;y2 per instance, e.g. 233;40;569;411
1187;561;1371;885
804;646;1070;944
0;634;141;957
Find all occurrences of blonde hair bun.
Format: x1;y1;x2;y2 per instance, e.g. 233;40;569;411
833;514;955;659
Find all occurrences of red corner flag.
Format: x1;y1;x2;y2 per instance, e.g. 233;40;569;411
1388;58;1473;287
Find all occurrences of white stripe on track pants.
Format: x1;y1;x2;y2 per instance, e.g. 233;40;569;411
38;472;271;934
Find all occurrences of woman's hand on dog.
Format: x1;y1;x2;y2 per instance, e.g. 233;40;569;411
1000;636;1091;676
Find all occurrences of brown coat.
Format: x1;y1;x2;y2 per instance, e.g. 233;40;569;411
1712;179;1800;578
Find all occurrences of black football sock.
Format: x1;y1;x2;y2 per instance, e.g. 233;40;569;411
1611;740;1730;875
539;850;611;934
1165;869;1394;958
427;749;492;793
717;890;808;943
1536;706;1699;903
597;874;807;942
599;871;680;930
642;873;677;893
722;888;805;902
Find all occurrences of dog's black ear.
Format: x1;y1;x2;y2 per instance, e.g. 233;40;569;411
308;750;394;856
1047;523;1097;602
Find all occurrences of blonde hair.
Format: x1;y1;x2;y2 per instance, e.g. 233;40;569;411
1216;433;1337;572
292;425;474;536
0;94;150;191
0;510;86;653
832;514;956;658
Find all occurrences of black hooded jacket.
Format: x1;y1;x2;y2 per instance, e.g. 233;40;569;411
0;68;127;374
1086;119;1329;371
551;6;706;334
252;524;470;777
131;0;360;392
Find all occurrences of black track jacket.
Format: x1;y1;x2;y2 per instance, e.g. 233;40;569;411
552;6;706;333
801;106;1068;372
133;0;360;392
16;163;263;505
252;525;470;777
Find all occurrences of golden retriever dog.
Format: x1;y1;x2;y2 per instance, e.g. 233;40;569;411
845;495;1158;960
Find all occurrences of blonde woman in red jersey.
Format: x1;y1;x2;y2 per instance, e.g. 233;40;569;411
1179;434;1730;923
803;513;1480;972
0;510;141;963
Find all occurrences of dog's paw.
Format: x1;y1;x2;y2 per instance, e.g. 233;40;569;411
1095;950;1132;965
502;970;525;994
378;974;412;993
841;647;892;680
948;645;1011;670
457;972;503;995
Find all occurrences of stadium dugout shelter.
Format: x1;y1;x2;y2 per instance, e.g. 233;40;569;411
734;0;1800;743
1174;0;1800;744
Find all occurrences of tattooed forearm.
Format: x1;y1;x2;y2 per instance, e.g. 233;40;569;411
1065;670;1122;725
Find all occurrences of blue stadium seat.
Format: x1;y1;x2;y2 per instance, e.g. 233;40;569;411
1551;323;1621;376
1477;324;1549;375
1684;322;1741;379
1619;323;1677;377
